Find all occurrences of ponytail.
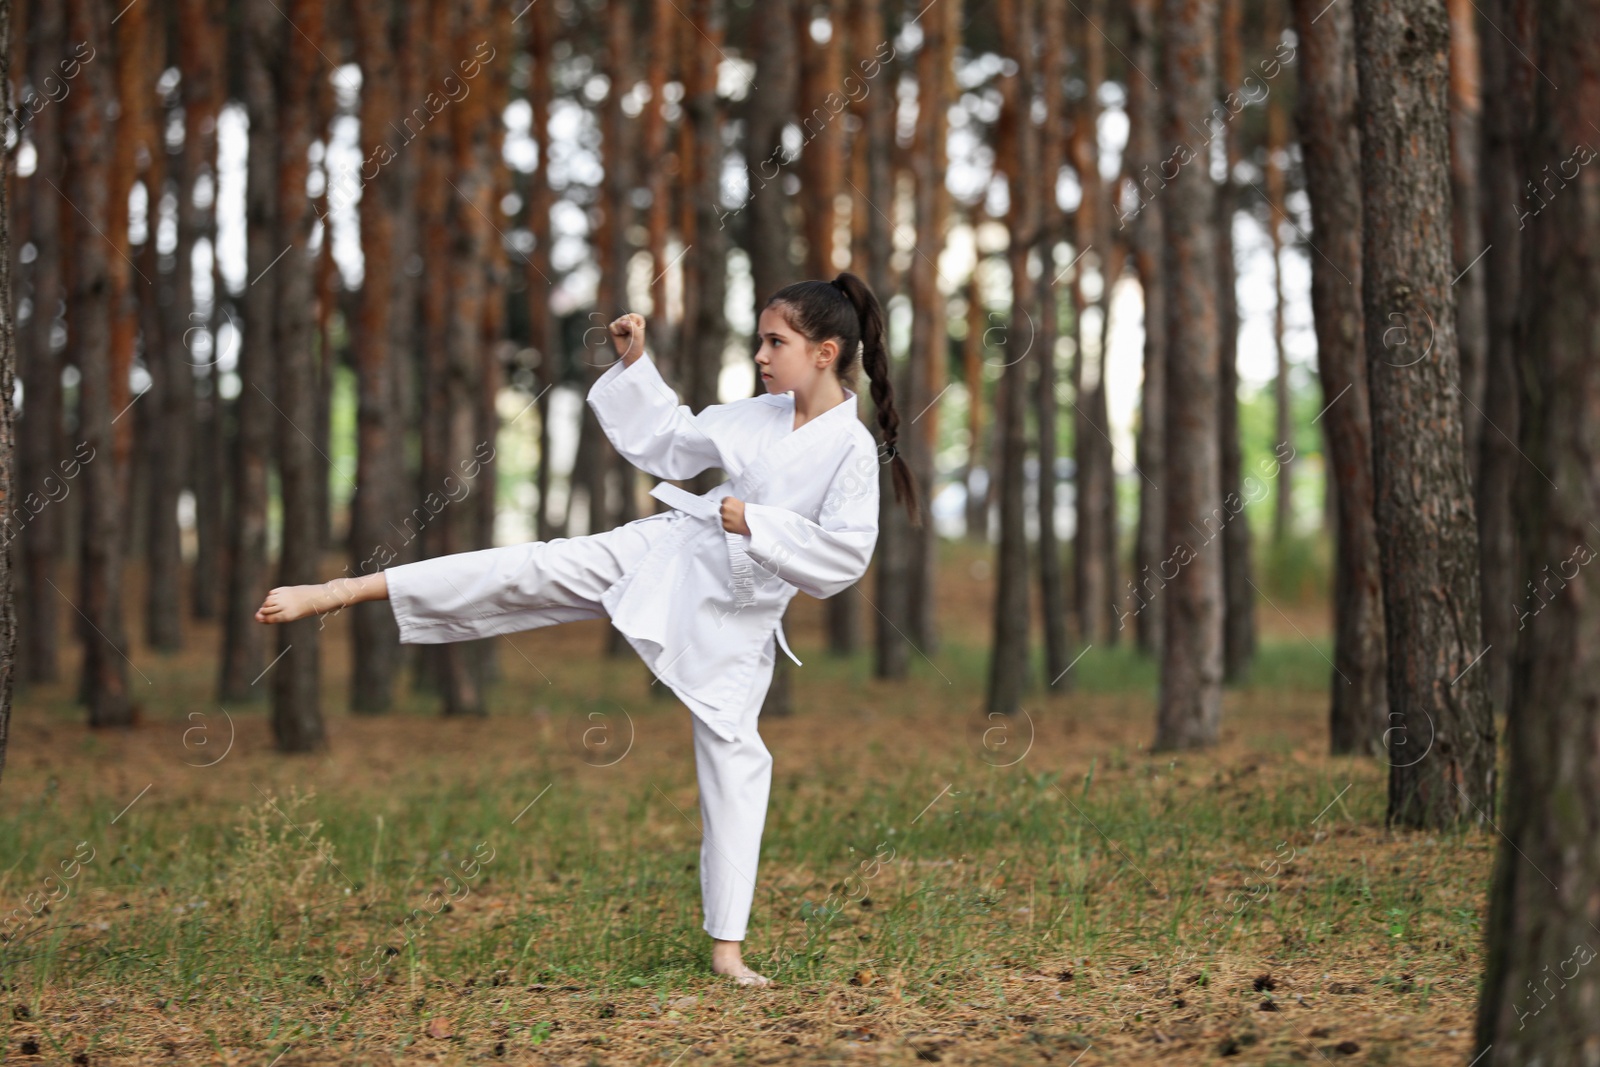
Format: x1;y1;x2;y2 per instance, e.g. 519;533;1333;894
831;273;922;528
762;272;924;527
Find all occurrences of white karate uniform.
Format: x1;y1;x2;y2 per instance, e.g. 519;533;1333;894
383;350;881;941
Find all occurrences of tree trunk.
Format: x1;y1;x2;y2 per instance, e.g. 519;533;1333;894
601;0;637;659
745;0;796;325
904;0;955;656
65;0;131;726
1068;0;1114;650
860;0;909;682
175;0;225;628
1263;0;1294;547
987;0;1035;717
1035;0;1070;687
16;0;65;682
0;0;16;782
797;0;841;285
644;0;675;373
796;1;858;658
220;0;281;702
1447;0;1487;465
529;0;559;541
1125;0;1166;657
1219;0;1256;683
1154;0;1223;751
744;0;799;713
686;0;727;500
143;20;187;655
349;0;406;715
1291;0;1389;755
312;130;338;556
961;271;986;539
436;0;496;717
269;0;326;750
1474;2;1600;1053
1354;0;1496;826
1031;45;1072;689
1472;0;1529;724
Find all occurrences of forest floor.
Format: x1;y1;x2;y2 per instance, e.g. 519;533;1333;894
1;544;1496;1065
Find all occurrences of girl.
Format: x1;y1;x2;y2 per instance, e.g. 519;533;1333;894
256;272;922;985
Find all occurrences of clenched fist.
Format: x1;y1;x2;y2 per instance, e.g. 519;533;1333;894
720;496;751;537
609;312;647;365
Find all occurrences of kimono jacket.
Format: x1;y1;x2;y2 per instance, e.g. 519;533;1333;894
586;350;882;742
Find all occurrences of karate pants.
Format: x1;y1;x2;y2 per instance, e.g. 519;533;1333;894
383;513;776;942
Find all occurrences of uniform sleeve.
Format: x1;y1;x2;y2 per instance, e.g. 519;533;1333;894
738;443;881;600
586;351;726;480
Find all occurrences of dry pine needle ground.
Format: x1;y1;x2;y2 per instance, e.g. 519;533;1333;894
1;558;1492;1065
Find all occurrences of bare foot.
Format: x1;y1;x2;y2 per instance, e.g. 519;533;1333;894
711;941;772;987
255;583;349;624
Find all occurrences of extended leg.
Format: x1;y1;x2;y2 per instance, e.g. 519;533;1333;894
255;514;672;636
695;636;777;985
384;518;667;643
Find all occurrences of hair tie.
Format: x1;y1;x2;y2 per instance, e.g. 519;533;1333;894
881;442;898;462
831;277;850;298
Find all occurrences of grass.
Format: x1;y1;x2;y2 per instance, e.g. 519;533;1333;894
0;558;1493;1065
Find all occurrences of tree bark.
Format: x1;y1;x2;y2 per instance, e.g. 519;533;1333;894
643;0;674;376
1354;0;1496;826
1069;0;1117;650
987;0;1035;717
1126;0;1166;658
65;0;131;726
1472;0;1530;725
437;0;496;716
960;270;986;539
1474;2;1600;1054
143;14;187;655
0;0;16;783
528;0;559;541
797;1;858;658
1219;0;1256;683
1447;0;1487;465
1035;0;1070;688
904;0;955;655
268;0;326;750
686;0;727;498
745;0;796;325
861;0;908;682
744;0;799;712
349;0;406;715
601;0;637;659
175;0;224;628
219;0;281;702
1154;0;1223;751
1263;0;1294;548
1291;0;1389;755
16;0;65;682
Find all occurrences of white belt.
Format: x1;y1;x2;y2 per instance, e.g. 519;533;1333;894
649;481;803;668
648;480;722;521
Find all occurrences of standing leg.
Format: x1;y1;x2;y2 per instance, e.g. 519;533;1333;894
697;634;778;985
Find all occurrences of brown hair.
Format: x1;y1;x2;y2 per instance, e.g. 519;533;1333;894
763;272;923;527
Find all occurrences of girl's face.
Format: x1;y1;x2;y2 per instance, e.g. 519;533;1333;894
755;304;838;396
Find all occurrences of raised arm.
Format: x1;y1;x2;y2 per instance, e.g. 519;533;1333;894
737;444;881;600
586;317;724;480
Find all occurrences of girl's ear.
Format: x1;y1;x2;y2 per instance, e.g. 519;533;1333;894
816;337;840;369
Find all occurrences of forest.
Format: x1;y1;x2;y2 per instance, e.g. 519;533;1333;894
0;0;1596;1063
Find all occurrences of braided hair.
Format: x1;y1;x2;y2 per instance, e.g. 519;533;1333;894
762;272;923;527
